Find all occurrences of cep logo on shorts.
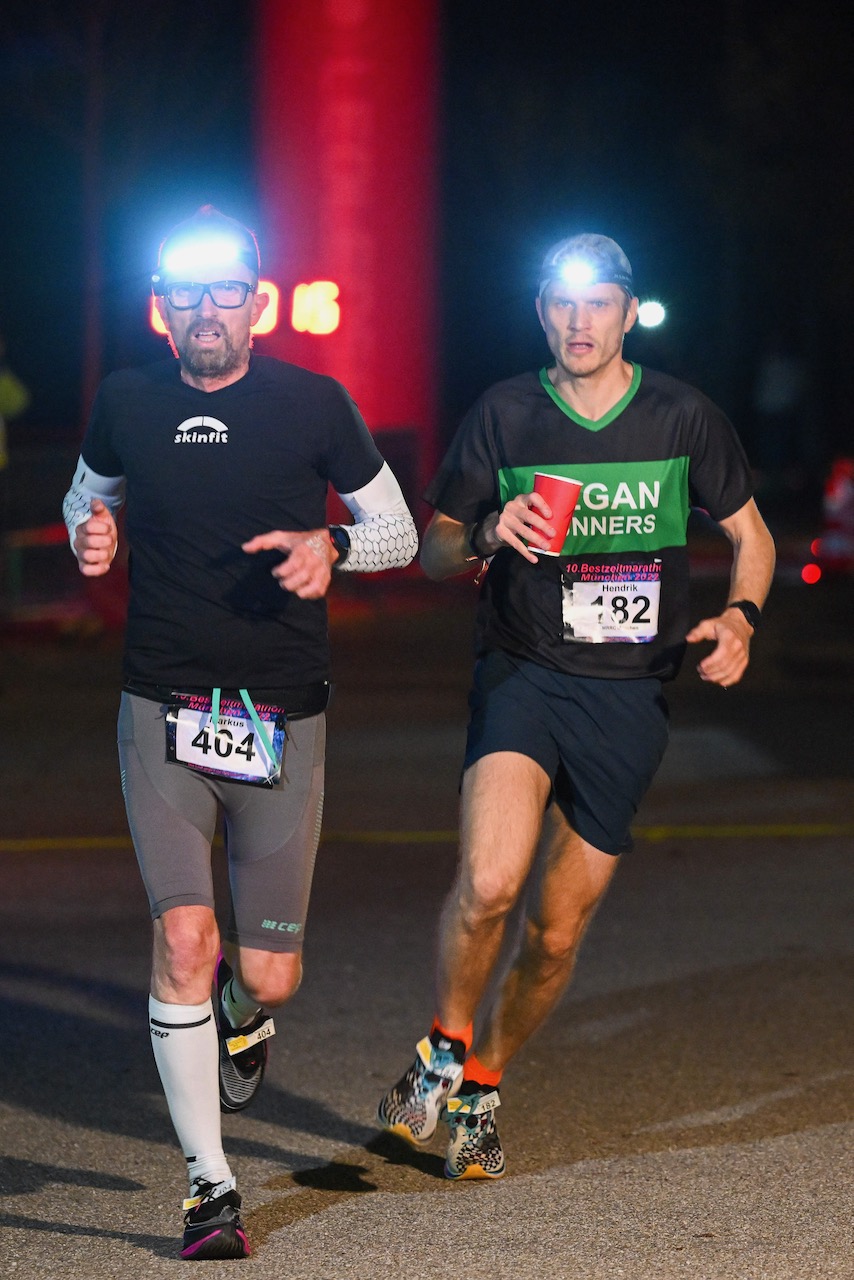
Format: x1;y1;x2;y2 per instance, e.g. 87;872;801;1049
173;415;229;445
262;919;302;934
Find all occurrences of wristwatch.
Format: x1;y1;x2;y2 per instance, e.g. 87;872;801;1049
466;519;488;560
726;599;761;630
328;525;351;566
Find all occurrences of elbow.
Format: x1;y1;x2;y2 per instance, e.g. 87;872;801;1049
398;519;419;568
419;538;460;581
419;549;446;581
418;531;442;579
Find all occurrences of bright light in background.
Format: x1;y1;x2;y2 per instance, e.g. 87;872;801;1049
251;282;279;335
801;563;822;584
291;281;340;335
149;281;280;335
637;300;666;328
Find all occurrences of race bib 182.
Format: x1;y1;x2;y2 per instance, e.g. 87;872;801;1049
562;557;662;644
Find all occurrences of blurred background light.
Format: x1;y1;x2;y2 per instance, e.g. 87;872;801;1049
290;281;340;335
637;300;666;328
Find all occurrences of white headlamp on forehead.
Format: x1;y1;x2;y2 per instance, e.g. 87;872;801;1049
151;208;261;296
538;234;635;299
158;234;250;279
555;259;597;289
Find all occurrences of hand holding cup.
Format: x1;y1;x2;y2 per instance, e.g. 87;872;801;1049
530;473;583;555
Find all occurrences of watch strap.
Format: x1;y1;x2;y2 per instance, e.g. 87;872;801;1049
467;519;487;560
328;525;350;566
726;599;761;629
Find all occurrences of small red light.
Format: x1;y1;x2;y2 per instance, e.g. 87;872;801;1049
810;538;821;556
801;563;822;584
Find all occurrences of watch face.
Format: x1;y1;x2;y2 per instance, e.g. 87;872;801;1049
331;527;350;560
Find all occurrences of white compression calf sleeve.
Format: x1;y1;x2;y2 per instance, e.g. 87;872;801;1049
149;996;232;1188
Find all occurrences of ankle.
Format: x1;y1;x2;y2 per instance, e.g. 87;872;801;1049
186;1155;233;1191
461;1052;503;1091
220;975;261;1030
429;1017;472;1062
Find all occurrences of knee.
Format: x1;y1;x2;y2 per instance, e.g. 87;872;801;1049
239;951;303;1008
155;907;219;996
458;870;520;932
523;917;582;975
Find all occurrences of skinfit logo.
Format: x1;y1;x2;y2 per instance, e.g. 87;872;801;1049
174;415;229;445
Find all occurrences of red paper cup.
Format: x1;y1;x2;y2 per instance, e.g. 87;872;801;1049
532;473;583;555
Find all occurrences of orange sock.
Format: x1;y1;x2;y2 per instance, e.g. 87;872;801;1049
430;1018;473;1056
462;1052;503;1089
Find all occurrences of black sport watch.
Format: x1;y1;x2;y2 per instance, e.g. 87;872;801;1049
726;599;761;630
328;525;351;566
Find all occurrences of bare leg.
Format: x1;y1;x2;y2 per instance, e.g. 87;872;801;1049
474;802;618;1072
151;907;302;1008
149;907;304;1185
151;904;221;1003
435;752;552;1031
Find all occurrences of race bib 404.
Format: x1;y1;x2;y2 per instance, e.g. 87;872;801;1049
562;558;662;644
165;694;287;787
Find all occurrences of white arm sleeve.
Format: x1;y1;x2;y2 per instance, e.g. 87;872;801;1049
333;461;418;572
62;454;126;548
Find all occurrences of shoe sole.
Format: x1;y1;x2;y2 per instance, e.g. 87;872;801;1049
443;1160;506;1180
218;1034;265;1116
181;1224;251;1259
380;1117;436;1148
216;953;266;1113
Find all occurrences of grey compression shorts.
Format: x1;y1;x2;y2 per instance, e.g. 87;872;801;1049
118;692;325;952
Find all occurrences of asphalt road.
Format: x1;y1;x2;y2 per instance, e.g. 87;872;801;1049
1;563;852;1278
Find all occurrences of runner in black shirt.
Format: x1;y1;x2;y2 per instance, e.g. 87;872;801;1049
378;233;774;1181
63;207;417;1258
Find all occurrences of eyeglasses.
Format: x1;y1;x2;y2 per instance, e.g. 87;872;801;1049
162;280;256;310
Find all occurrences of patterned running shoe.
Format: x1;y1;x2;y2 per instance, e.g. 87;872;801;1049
377;1035;464;1146
181;1177;250;1260
215;954;276;1113
444;1088;506;1179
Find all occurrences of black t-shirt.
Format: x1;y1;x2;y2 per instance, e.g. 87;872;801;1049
81;354;383;693
425;365;754;682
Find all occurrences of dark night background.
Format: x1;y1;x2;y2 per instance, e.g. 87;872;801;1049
1;0;852;512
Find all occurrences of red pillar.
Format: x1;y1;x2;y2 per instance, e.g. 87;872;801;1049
254;0;440;488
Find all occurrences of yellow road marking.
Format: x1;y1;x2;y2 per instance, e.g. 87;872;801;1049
1;823;852;854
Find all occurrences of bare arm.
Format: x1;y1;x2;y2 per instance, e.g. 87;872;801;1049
686;497;776;687
420;493;557;581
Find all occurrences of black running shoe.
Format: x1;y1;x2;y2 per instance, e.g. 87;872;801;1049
215;953;275;1113
181;1178;250;1260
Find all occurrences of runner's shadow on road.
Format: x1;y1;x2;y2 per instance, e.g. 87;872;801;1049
0;963;369;1165
0;1156;144;1196
249;1134;447;1250
0;1212;176;1260
291;1132;445;1191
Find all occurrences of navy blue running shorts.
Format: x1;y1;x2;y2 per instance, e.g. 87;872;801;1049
118;692;325;951
462;649;669;855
